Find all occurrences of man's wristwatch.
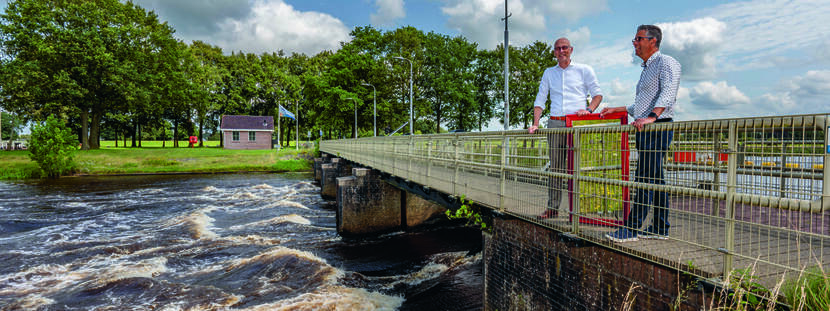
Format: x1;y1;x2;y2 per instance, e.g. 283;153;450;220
586;107;594;113
648;112;658;119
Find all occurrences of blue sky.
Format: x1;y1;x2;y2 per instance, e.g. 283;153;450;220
2;0;829;125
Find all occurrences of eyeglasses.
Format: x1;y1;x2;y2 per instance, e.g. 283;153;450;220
554;46;571;51
632;36;653;43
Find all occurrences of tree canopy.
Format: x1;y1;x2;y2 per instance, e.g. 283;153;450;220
0;0;567;147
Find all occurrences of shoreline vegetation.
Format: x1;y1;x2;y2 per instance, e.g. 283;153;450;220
0;140;315;180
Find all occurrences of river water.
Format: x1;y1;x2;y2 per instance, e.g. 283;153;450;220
0;173;483;310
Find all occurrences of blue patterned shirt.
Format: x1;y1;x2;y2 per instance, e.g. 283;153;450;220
628;52;681;120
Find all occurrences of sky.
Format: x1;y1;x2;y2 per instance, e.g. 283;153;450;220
2;0;830;128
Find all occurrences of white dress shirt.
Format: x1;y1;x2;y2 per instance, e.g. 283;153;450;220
533;62;602;116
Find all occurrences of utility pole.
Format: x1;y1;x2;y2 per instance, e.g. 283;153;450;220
502;1;511;131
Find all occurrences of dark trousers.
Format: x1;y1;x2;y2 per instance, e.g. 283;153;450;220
625;128;673;234
546;119;567;211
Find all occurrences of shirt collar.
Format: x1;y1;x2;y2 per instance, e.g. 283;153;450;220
641;51;661;68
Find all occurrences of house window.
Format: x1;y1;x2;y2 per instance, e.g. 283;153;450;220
248;131;256;141
232;131;240;141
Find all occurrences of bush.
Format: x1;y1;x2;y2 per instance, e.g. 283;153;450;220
28;115;77;178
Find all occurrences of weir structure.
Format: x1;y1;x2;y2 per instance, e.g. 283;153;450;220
319;113;830;310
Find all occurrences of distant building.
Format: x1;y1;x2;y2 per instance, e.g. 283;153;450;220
220;115;274;150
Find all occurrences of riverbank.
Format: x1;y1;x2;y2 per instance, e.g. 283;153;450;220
0;141;314;180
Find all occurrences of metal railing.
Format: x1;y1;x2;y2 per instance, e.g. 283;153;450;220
321;113;830;286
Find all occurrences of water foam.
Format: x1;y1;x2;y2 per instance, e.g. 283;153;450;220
82;257;168;288
279;200;309;210
221;235;283;246
164;208;219;240
252;184;274;190
230;214;311;230
1;294;56;310
243;287;404;311
202;186;220;192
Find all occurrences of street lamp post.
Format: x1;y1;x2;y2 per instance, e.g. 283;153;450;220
361;83;377;137
392;56;413;135
346;97;357;138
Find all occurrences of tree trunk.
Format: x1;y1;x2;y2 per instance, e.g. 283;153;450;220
173;119;179;148
137;124;142;148
198;117;204;147
80;110;90;150
131;122;137;147
89;111;102;149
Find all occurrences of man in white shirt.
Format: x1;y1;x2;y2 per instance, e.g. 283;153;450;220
529;37;603;219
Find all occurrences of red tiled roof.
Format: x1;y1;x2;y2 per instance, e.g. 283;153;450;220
220;115;274;131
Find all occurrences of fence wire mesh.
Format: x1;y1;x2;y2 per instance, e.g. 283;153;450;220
321;114;830;287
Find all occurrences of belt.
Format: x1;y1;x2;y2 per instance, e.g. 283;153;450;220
655;118;673;123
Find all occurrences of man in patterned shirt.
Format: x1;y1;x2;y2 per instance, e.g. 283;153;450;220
601;25;681;242
529;37;603;219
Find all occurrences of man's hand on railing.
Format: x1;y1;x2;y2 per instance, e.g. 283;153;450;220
528;124;539;134
632;117;655;131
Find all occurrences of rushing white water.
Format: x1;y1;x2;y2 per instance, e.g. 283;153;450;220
0;173;483;310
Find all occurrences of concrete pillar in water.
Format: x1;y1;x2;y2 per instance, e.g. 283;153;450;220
404;192;447;228
321;158;349;200
336;168;402;237
314;154;333;183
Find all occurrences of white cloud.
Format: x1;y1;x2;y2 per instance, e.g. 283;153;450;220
208;0;351;55
600;78;634;108
689;81;750;110
562;27;591;50
786;70;830;98
758;93;796;115
439;0;607;49
371;0;406;27
653;17;726;81
757;70;830;115
700;0;830;71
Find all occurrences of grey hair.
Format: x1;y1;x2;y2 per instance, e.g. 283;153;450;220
637;25;662;48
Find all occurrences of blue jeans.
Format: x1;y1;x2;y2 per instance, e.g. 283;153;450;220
625;128;673;234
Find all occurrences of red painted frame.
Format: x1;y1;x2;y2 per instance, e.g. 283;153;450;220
561;111;630;226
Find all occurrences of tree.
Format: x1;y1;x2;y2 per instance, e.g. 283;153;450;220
28;115;77;178
0;0;182;149
1;110;21;142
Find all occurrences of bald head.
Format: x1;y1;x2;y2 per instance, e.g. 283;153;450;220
554;37;573;68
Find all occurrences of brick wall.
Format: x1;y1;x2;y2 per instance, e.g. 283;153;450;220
222;130;272;150
484;217;708;311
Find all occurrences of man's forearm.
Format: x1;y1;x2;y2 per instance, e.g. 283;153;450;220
533;106;543;126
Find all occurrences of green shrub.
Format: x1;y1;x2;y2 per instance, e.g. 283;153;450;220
27;115;77;178
445;195;491;232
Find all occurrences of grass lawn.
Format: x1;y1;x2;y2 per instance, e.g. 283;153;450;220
0;140;315;180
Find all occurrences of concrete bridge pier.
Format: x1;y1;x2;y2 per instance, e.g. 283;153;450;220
320;158;350;200
336;167;449;237
313;155;330;183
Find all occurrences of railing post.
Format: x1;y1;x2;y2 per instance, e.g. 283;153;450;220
779;141;788;198
408;136;414;180
571;130;581;234
723;121;738;278
500;133;508;211
393;138;399;176
454;135;460;196
822;116;830;219
712;131;721;217
427;139;433;179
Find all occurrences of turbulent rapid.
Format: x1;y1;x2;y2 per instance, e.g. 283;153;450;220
0;173;482;310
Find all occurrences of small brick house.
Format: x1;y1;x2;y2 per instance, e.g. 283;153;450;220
220;115;274;150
